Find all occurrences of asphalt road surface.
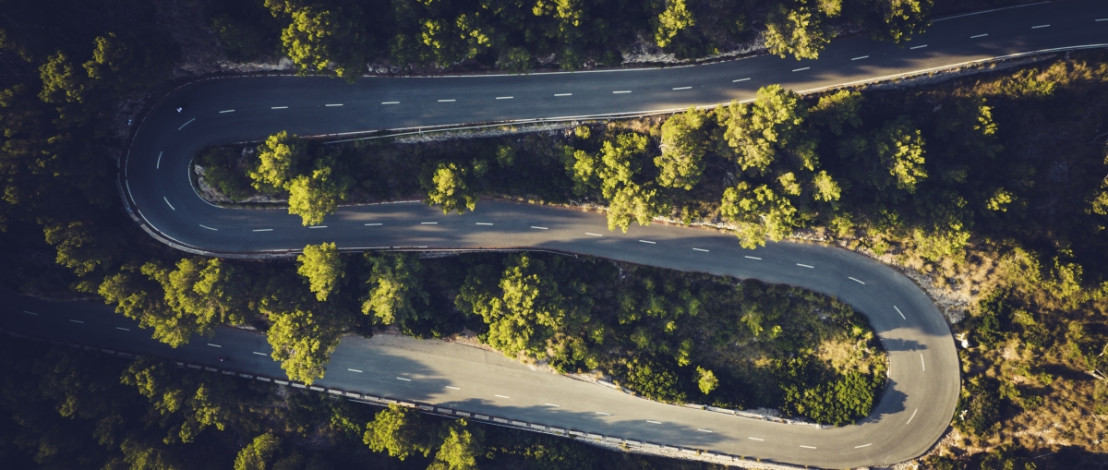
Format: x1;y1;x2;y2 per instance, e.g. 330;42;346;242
6;1;1107;468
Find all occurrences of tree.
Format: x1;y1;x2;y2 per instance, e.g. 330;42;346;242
720;182;800;248
811;90;863;135
653;0;695;48
430;420;483;470
361;252;429;328
144;257;249;334
297;242;343;302
811;170;842;203
764;4;829;60
38;51;86;104
875;120;927;193
234;433;282;470
265;0;368;80
264;308;341;384
121;359;229;444
425;162;477;214
871;0;933;44
655;108;708;190
249;131;303;193
696;366;719;395
717;85;811;175
363;404;431;461
570;133;667;232
286;165;347;226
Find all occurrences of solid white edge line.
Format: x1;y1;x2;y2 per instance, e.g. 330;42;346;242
906;408;919;425
156;151;163;169
207;343;221;348
894;305;907;320
531;226;549;230
585;232;603;237
692;248;709;252
252;351;267;356
851;55;869;61
325;103;343;107
796;263;815;269
495;96;513;100
348;368;363;373
218;109;235;114
971;33;989;38
612;90;631;94
199;224;218;231
848;276;866;285
177;118;195;131
744;255;762;260
792;67;810;72
270;106;288;110
639;240;656;244
163;197;175;211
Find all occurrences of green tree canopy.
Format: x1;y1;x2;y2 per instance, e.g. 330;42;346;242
764;4;830;60
263;307;342;384
716;85;813;175
720;182;801;248
655;108;708;190
287;165;348;226
361;252;429;330
233;433;282;470
653;0;695;49
362;404;432;461
425;162;477;214
296;242;344;302
429;420;483;470
249;130;303;193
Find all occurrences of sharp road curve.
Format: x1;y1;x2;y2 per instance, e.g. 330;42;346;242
6;1;1107;468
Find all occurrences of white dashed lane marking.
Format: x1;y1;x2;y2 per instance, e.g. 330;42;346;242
646;420;661;424
554;93;572;97
799;445;817;449
199;224;218;231
437;99;456;103
475;222;493;226
855;443;872;449
207;343;221;348
744;255;762;260
692;248;709;252
792;67;810;72
270;106;288;110
906;408;918;425
531;226;549;230
364;222;382;226
732;77;751;82
325;103;343;107
594;411;610;416
70;319;85;324
495;394;510;399
909;44;928;50
612;90;632;94
219;109;235;114
396;377;412;382
445;386;461;390
308;225;327;229
544;402;560;407
920;353;926;372
23;310;38;316
672;86;692;91
851;55;869;61
177;118;195;131
421;221;438;225
848;277;866;285
748;437;765;442
252;228;273;232
894;305;907;320
252;351;267;356
163;197;176;211
638;240;656;245
796;263;815;269
156;151;163;169
1031;24;1051;29
585;232;603;237
495;96;513;100
696;428;713;433
971;33;989;38
348;368;363;373
115;327;130;331
381;101;400;105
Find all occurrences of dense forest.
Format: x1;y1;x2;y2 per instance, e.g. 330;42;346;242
3;0;1106;468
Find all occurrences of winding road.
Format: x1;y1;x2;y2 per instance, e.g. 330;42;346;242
5;1;1107;467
